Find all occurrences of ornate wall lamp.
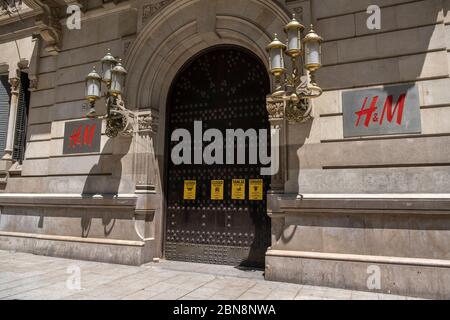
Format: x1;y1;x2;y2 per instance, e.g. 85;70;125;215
266;15;323;123
84;49;141;138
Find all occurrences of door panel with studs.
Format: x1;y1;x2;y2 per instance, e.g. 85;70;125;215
165;47;271;267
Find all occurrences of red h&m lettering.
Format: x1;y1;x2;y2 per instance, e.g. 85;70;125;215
69;125;82;148
355;96;379;128
379;93;406;125
69;124;97;148
355;93;407;128
83;123;96;147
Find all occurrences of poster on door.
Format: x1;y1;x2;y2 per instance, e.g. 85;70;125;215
211;180;224;200
183;180;196;200
249;179;263;201
231;179;246;200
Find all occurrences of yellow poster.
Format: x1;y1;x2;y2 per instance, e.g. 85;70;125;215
211;180;224;200
231;179;246;200
249;179;263;201
183;180;196;200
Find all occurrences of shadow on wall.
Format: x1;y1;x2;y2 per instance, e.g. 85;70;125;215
314;2;445;91
82;137;132;198
275;120;312;244
284;120;312;195
80;137;132;238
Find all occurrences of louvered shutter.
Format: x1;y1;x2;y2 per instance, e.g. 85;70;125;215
12;72;30;163
0;75;11;158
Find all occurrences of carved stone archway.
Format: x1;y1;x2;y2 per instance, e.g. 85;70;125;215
126;0;290;110
123;0;290;260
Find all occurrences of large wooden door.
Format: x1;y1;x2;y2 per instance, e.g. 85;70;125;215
165;47;271;267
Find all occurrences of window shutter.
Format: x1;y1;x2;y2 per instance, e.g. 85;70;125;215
0;75;11;158
12;72;30;164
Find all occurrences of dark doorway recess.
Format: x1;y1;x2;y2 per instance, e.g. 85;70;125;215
164;46;271;267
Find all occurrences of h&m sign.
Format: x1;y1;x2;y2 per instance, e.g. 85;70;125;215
342;84;422;138
63;119;102;154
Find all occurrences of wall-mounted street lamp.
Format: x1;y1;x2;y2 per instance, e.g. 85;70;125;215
84;49;134;138
266;15;323;123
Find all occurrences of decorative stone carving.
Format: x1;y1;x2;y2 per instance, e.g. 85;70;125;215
106;101;158;138
285;98;312;124
35;4;62;55
287;1;311;28
0;0;23;16
138;111;158;134
266;97;284;120
142;0;173;24
28;78;38;91
292;6;303;21
9;77;20;93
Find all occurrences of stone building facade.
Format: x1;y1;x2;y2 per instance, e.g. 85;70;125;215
0;0;449;299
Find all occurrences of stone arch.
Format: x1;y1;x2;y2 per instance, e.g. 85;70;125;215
123;0;290;261
124;0;290;115
124;0;291;173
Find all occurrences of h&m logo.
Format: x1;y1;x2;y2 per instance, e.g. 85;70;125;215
355;92;407;129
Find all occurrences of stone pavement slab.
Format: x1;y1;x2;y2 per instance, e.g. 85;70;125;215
0;250;424;300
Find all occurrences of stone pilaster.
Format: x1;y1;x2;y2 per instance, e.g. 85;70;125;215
265;96;288;257
132;109;160;260
266;96;287;193
133;110;159;208
2;77;20;162
27;35;41;92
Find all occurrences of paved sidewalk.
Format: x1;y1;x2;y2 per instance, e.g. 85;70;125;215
0;250;421;300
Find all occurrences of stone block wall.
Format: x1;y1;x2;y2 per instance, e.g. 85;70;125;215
0;2;159;265
266;0;450;299
283;0;450;194
6;5;138;194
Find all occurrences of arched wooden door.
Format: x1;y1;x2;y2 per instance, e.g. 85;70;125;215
165;46;271;267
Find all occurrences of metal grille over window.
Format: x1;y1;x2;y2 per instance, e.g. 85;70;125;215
0;75;11;158
12;72;29;164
